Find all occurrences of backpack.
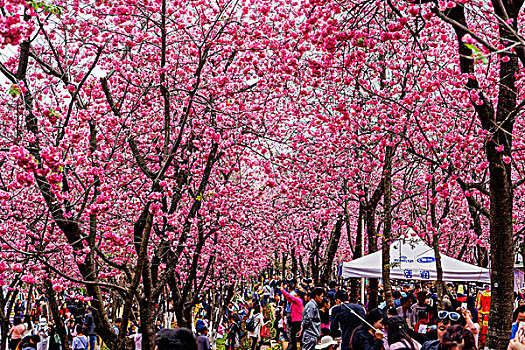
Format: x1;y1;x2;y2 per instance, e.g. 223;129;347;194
246;314;259;332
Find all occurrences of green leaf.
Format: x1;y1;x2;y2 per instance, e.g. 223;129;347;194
463;43;487;64
8;85;20;97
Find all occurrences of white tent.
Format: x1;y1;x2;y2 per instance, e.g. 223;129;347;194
341;234;490;283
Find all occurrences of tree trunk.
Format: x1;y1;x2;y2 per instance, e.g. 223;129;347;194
309;238;321;285
282;252;288;278
430;177;448;308
0;286;19;350
484;3;519;346
320;218;343;286
351;205;364;303
291;247;298;277
382;145;394;310
139;300;157;350
43;278;71;350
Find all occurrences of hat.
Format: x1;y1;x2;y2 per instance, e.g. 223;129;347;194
315;336;338;349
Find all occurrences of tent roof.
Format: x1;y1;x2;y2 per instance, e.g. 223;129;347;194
341;233;490;283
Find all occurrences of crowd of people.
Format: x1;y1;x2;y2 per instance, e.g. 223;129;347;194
217;278;525;350
5;279;525;350
4;296;142;350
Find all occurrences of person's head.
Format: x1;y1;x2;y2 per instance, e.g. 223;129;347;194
29;334;41;345
519;300;525;307
75;324;86;335
393;290;401;300
514;305;525;322
288;279;297;290
400;296;412;309
417;291;427;305
296;289;306;301
329;281;337;290
200;326;208;336
366;308;386;331
436;310;464;341
115;318;122;327
386;316;414;346
253;304;261;314
386;307;398;317
155;328;197;350
440;324;476;350
334;290;348;304
13;317;22;326
310;287;325;304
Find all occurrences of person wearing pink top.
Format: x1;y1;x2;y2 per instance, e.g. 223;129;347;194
280;287;304;350
8;318;26;350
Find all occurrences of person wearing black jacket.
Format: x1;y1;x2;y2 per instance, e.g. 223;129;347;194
226;314;241;350
330;290;366;350
350;309;386;350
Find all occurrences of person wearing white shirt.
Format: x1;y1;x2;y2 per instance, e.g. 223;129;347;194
248;304;264;350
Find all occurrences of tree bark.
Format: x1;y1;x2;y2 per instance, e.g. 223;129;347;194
43;278;71;350
382;145;394;310
320;218;343;286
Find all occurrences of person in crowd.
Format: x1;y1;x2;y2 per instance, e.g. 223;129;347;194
226;313;241;350
247;304;264;350
319;297;331;333
280;282;304;350
465;296;478;324
19;335;41;350
327;282;338;303
155;319;164;333
130;325;143;350
36;317;49;350
72;325;89;350
197;326;211;350
458;306;479;347
274;296;286;342
252;284;261;306
9;317;26;350
83;306;96;350
392;290;402;308
154;328;198;350
421;311;463;350
396;297;414;325
262;282;272;307
315;335;339;350
385;316;421;350
439;325;476;350
330;290;366;350
113;318;122;335
22;315;33;338
48;321;62;350
14;300;24;318
410;292;431;328
512;305;525;340
441;295;453;311
350;308;386;350
67;317;76;345
303;287;324;350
